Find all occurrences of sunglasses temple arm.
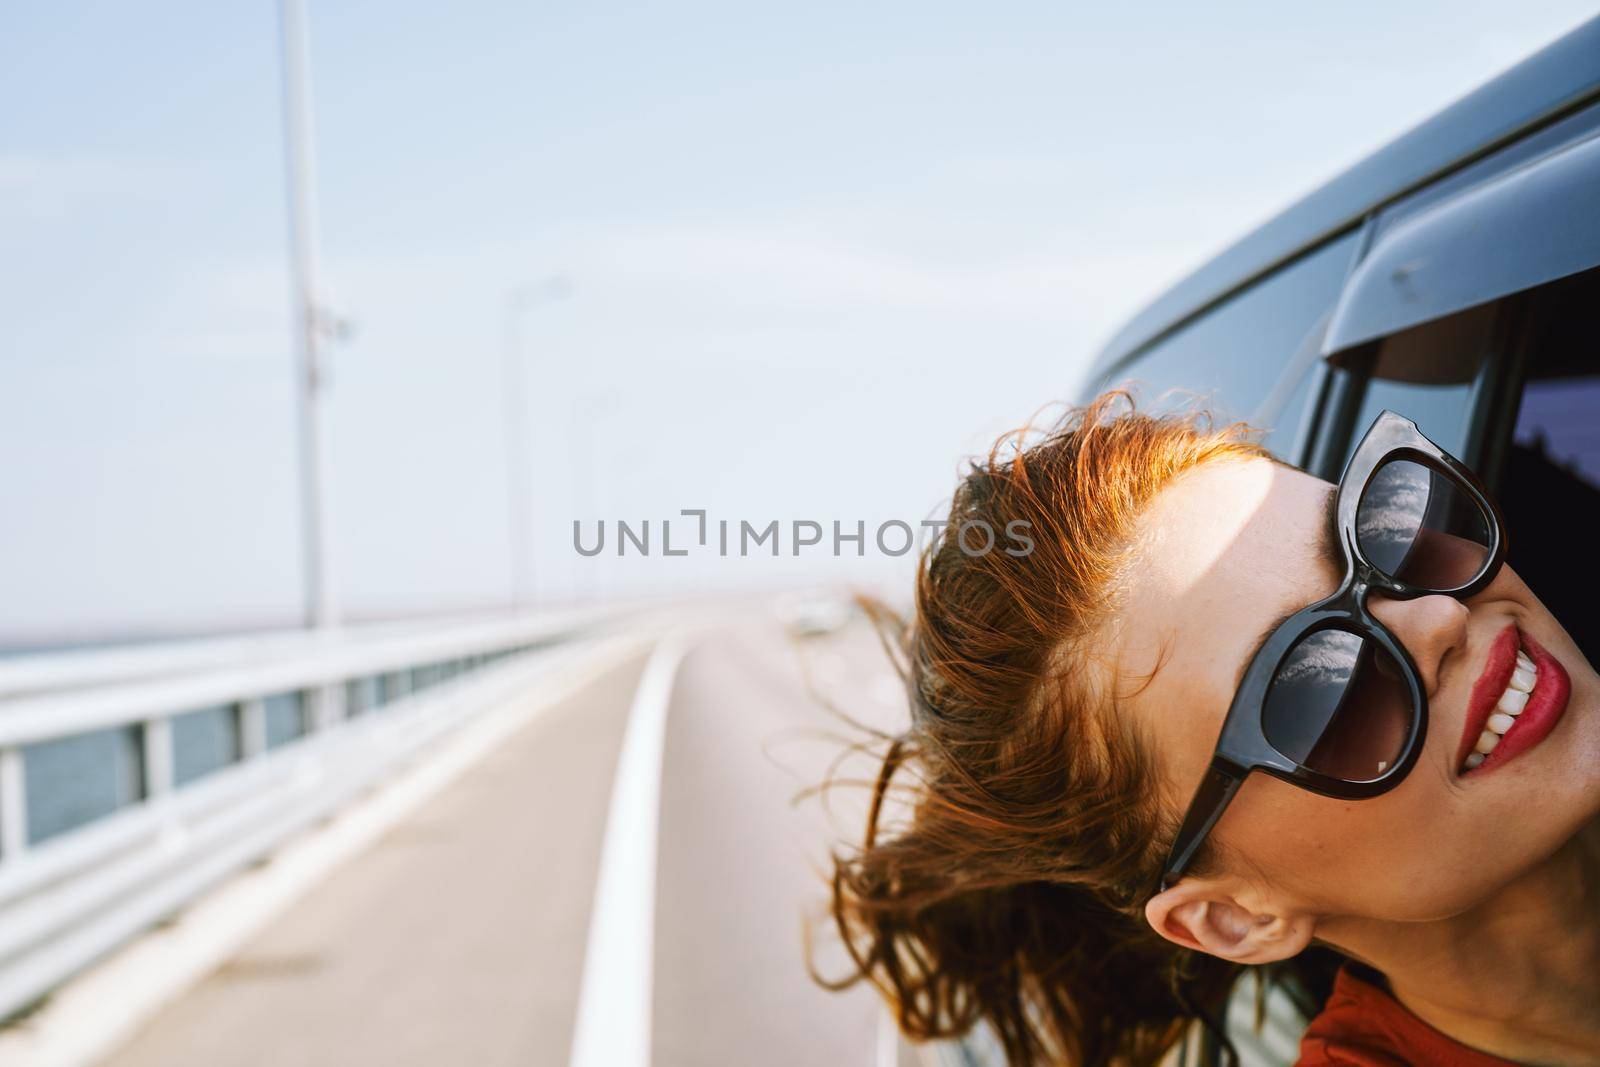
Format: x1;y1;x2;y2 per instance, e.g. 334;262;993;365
1159;764;1245;893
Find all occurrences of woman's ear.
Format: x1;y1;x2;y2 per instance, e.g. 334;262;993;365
1144;879;1314;965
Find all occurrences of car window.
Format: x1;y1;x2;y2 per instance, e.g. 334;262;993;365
1096;233;1358;460
1514;377;1600;482
1340;301;1496;462
1331;266;1600;668
1499;267;1600;667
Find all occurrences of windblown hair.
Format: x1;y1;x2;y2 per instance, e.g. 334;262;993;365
820;390;1328;1065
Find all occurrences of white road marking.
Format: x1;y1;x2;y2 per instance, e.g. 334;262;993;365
568;634;690;1067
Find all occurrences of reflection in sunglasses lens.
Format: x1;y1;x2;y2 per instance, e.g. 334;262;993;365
1356;459;1490;589
1262;629;1411;782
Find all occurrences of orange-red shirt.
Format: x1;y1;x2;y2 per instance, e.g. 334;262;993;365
1297;967;1523;1066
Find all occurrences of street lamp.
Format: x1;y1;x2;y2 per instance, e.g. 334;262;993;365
278;0;335;631
502;276;572;609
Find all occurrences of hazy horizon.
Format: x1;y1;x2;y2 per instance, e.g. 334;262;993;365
4;2;1595;646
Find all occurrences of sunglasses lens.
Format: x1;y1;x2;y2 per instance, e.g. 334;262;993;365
1356;459;1492;590
1262;629;1413;782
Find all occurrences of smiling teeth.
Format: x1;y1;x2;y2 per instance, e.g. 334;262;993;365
1462;649;1539;772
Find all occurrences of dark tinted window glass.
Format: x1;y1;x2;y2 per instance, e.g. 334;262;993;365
1499;269;1600;666
1345;302;1494;460
1515;376;1600;479
1100;233;1357;459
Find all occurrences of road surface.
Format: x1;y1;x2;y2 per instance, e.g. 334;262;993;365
100;604;913;1066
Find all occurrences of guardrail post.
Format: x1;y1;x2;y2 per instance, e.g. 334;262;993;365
240;698;267;759
0;746;28;861
142;718;174;802
313;683;344;731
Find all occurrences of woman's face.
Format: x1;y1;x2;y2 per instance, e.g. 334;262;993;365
1119;456;1600;925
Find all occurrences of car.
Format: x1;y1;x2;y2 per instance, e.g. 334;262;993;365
1084;18;1600;719
1075;15;1600;1067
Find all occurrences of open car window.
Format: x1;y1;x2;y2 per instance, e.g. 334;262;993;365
1498;267;1600;670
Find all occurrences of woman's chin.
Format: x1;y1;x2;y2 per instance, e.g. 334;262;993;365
1513;690;1600;836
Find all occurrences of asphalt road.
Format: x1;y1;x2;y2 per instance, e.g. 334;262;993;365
652;614;904;1066
99;604;910;1066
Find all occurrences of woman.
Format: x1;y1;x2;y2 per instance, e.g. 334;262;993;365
823;391;1600;1066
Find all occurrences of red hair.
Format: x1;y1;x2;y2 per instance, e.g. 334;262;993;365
819;390;1296;1065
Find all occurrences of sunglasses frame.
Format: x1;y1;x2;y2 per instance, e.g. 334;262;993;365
1156;410;1507;894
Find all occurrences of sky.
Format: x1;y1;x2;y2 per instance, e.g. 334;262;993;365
2;1;1596;645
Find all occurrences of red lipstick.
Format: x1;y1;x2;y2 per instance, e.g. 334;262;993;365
1457;625;1571;777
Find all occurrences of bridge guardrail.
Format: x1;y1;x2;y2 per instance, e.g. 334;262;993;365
0;607;621;1023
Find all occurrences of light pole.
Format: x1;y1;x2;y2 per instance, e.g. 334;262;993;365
569;388;621;603
278;0;335;630
502;276;572;609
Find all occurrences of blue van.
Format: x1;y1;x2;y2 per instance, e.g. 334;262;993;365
1074;15;1600;1066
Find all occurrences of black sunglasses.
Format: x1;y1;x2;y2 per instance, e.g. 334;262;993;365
1156;410;1507;894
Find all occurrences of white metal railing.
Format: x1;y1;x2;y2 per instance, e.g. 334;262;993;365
0;606;621;701
0;606;623;1023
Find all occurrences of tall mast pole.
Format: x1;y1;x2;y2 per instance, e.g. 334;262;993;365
279;0;335;630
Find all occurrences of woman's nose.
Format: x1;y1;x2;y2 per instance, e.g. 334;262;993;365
1366;593;1471;694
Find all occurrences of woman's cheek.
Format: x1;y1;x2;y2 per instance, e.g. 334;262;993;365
1226;778;1456;917
1223;778;1350;877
